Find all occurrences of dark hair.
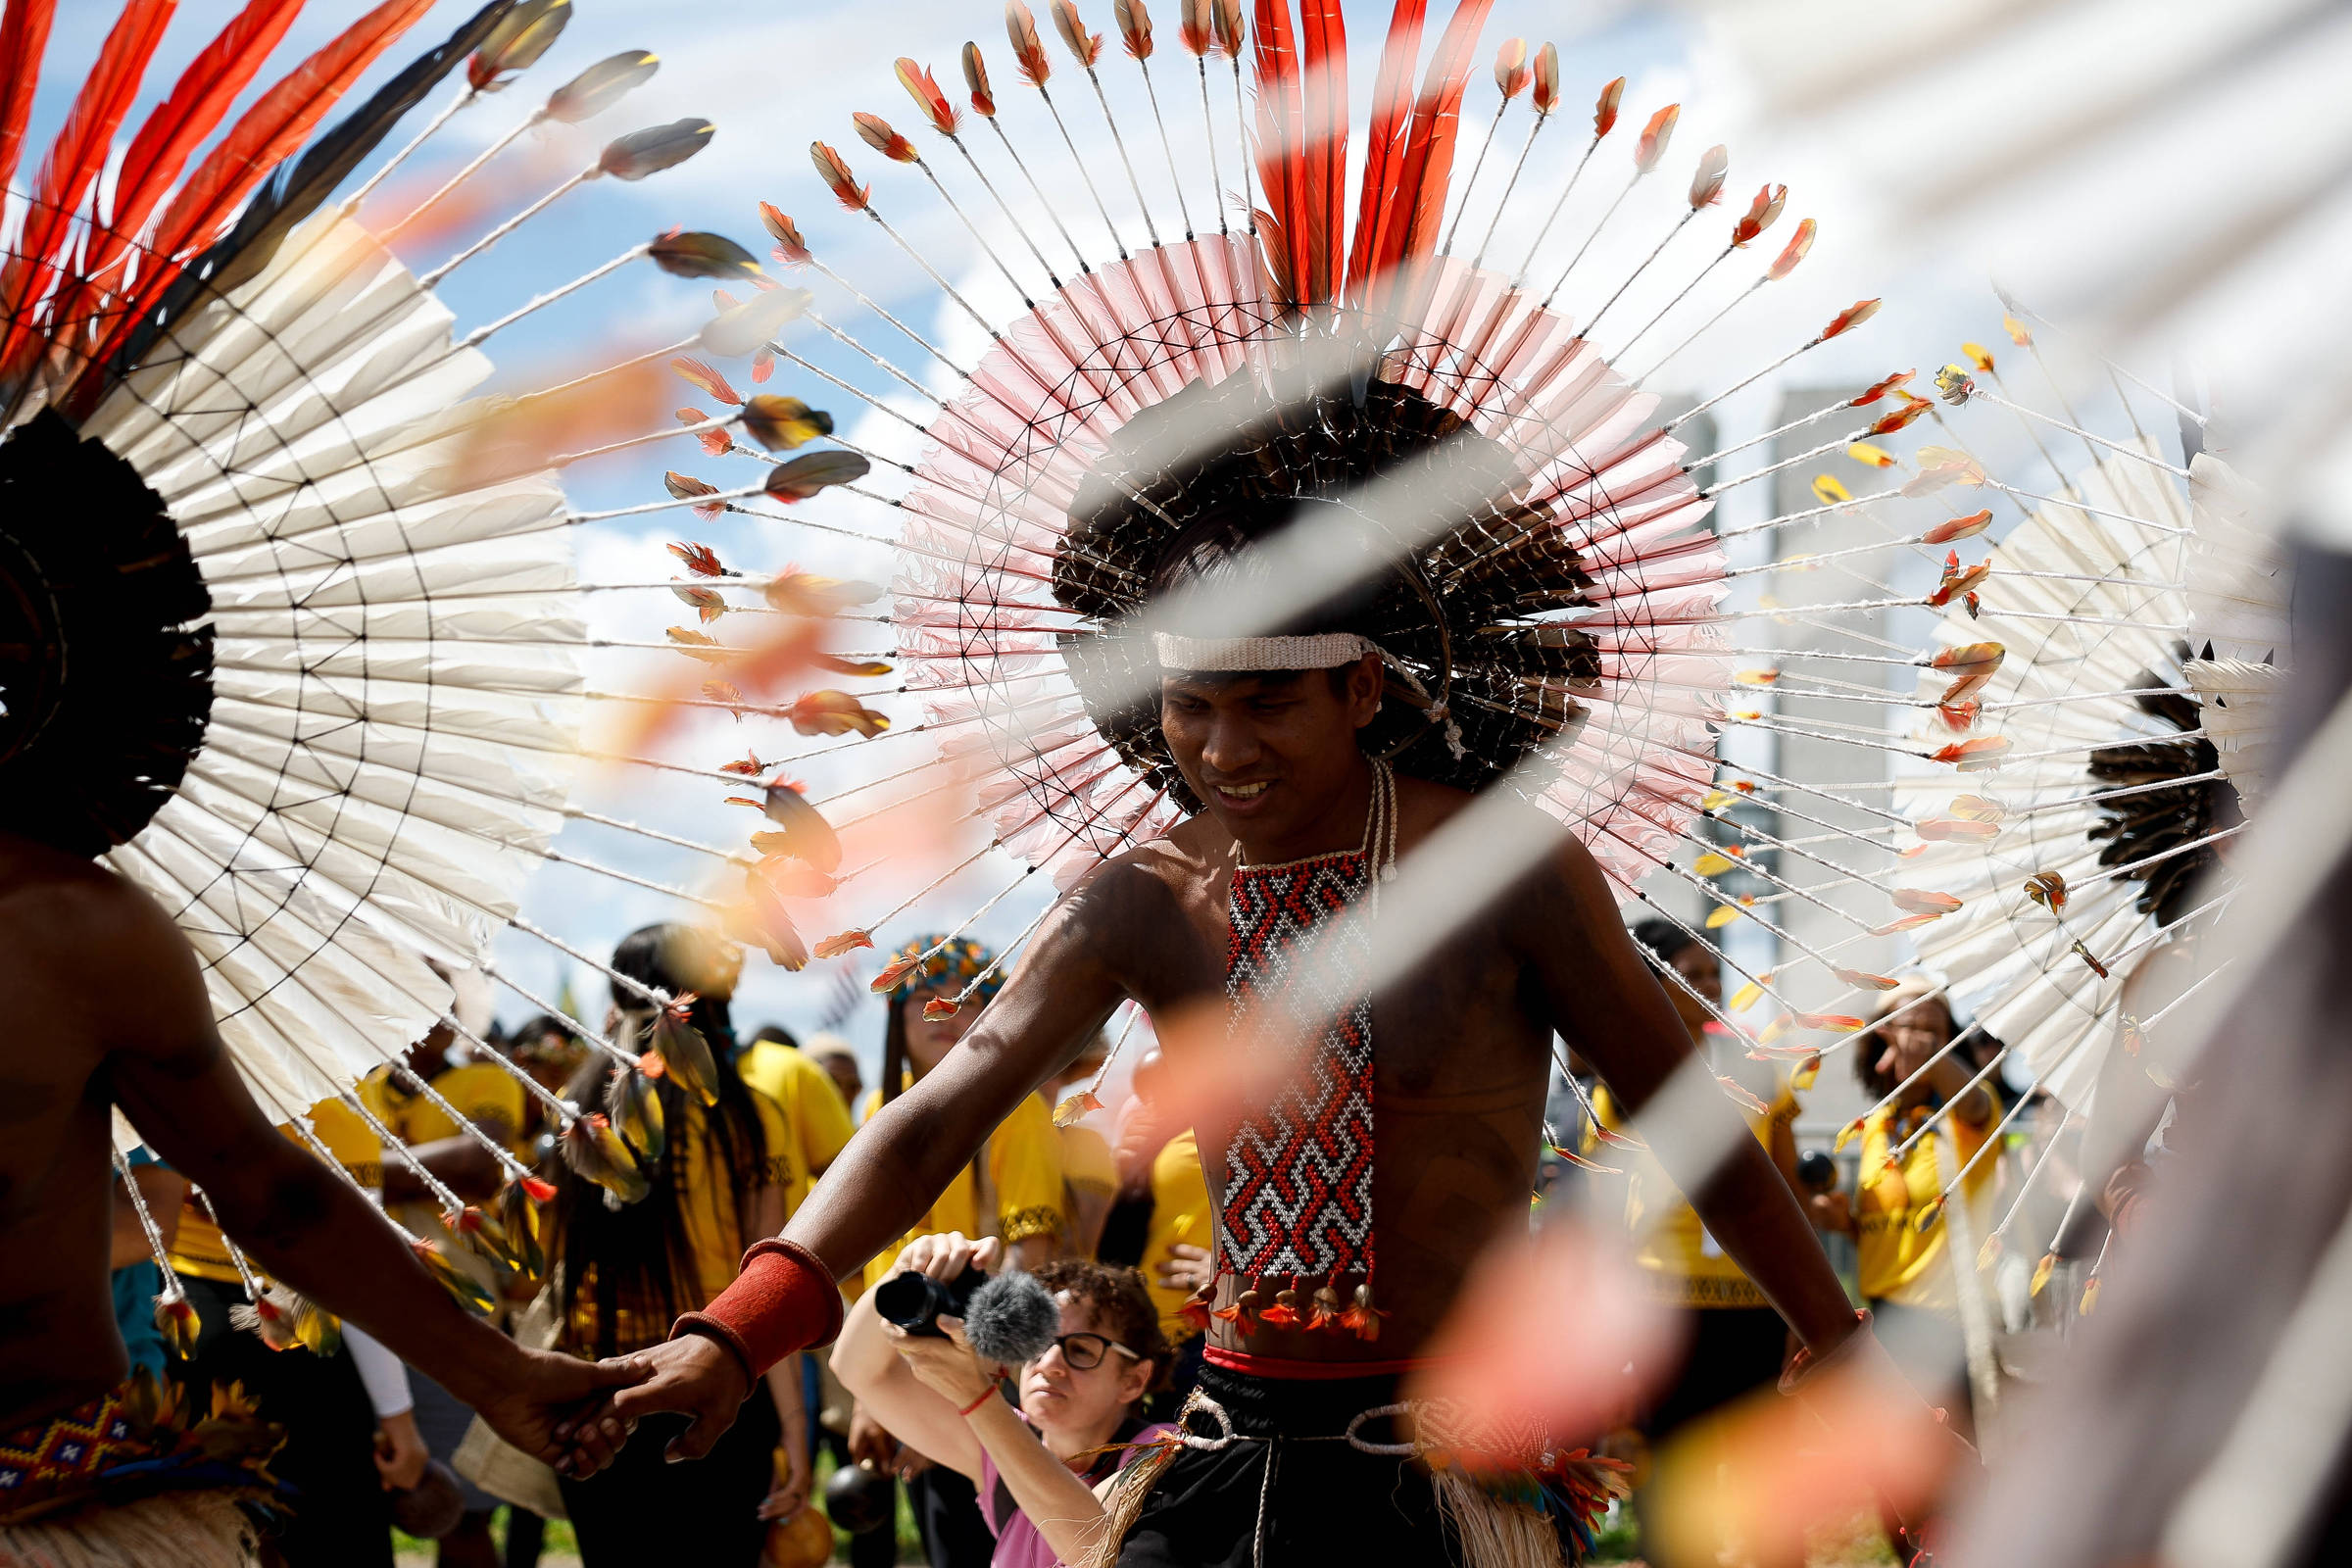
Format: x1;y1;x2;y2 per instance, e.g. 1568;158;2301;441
1852;986;1957;1101
1029;1258;1173;1397
1149;502;1390;699
752;1022;798;1049
1630;917;1703;968
559;924;770;1357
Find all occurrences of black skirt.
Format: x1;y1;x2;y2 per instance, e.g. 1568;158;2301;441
558;1390;781;1568
1113;1363;1462;1568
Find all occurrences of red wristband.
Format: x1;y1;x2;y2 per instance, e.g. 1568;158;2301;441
672;1239;846;1382
958;1384;1000;1419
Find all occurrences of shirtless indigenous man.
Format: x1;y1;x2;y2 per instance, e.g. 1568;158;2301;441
0;833;637;1558
571;523;1879;1567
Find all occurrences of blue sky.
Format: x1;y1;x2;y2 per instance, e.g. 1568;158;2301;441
21;1;2053;1089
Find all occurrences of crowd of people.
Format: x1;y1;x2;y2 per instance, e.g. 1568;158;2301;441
95;922;1219;1568
90;902;2090;1568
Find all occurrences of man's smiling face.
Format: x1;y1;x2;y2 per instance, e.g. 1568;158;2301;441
1158;653;1382;856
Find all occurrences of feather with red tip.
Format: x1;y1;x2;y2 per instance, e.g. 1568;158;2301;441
1179;0;1212;54
1212;0;1244;57
811;140;870;211
816;930;875;960
1531;42;1557;114
855;112;920;165
1008;2;1054;86
672;357;744;406
665;475;726;523
0;0;173;386
1053;0;1105;65
666;539;731;576
1687;144;1728;209
1822;297;1881;340
1114;0;1154;59
1494;38;1529;100
1768;217;1815;279
897;58;960;135
1592;74;1625;137
760;203;812;267
962;42;999;115
1851;369;1914;406
1633;103;1678;172
1731;181;1785;246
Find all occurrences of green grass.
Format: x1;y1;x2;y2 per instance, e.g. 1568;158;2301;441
397;1454;925;1564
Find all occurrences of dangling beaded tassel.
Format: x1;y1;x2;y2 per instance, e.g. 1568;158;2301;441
1261;1276;1302;1329
1213;1276;1264;1334
1308;1276;1345;1333
1340;1281;1387;1343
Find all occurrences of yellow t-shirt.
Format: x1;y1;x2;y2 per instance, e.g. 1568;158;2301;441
1588;1078;1799;1308
170;1098;380;1283
359;1059;533;1293
737;1041;857;1213
1138;1129;1212;1341
1061;1124;1117;1200
360;1060;526;1153
859;1083;1066;1293
1854;1093;2000;1311
567;1088;799;1357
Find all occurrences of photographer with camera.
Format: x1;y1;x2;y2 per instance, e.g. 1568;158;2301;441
833;1233;1176;1568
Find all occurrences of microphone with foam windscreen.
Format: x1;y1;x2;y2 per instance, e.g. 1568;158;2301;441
961;1270;1060;1366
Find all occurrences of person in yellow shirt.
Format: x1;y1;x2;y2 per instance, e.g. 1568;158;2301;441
852;934;1066;1568
354;1015;533;1568
1811;977;1998;1441
1092;1046;1215;1418
1586;920;1807;1568
1045;1033;1118;1257
548;923;811;1567
856;936;1068;1290
803;1031;864;1116
738;1023;857;1214
166;1094;417;1568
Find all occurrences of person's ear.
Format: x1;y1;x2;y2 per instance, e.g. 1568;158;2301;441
1116;1357;1152;1406
1348;653;1383;729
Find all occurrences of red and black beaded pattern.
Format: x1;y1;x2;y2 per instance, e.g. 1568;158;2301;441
1217;850;1377;1279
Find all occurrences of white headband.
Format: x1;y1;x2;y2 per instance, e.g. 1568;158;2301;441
1152;631;1380;672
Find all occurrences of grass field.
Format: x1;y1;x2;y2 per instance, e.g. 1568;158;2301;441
395;1494;1902;1566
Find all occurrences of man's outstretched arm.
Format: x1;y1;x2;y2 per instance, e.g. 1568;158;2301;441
81;879;642;1473
1527;832;1860;1352
587;876;1139;1460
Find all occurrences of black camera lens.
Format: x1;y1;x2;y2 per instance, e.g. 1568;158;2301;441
873;1265;983;1338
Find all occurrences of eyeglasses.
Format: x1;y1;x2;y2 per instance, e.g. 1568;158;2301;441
1039;1332;1138;1372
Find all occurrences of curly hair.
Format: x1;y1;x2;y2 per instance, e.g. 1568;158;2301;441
1029;1259;1173;1395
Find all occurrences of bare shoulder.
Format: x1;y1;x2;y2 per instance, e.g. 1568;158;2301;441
0;832;177;957
1074;815;1223;906
1392;776;1595;893
0;833;209;1045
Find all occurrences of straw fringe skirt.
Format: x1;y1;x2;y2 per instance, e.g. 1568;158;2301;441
0;1491;260;1568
